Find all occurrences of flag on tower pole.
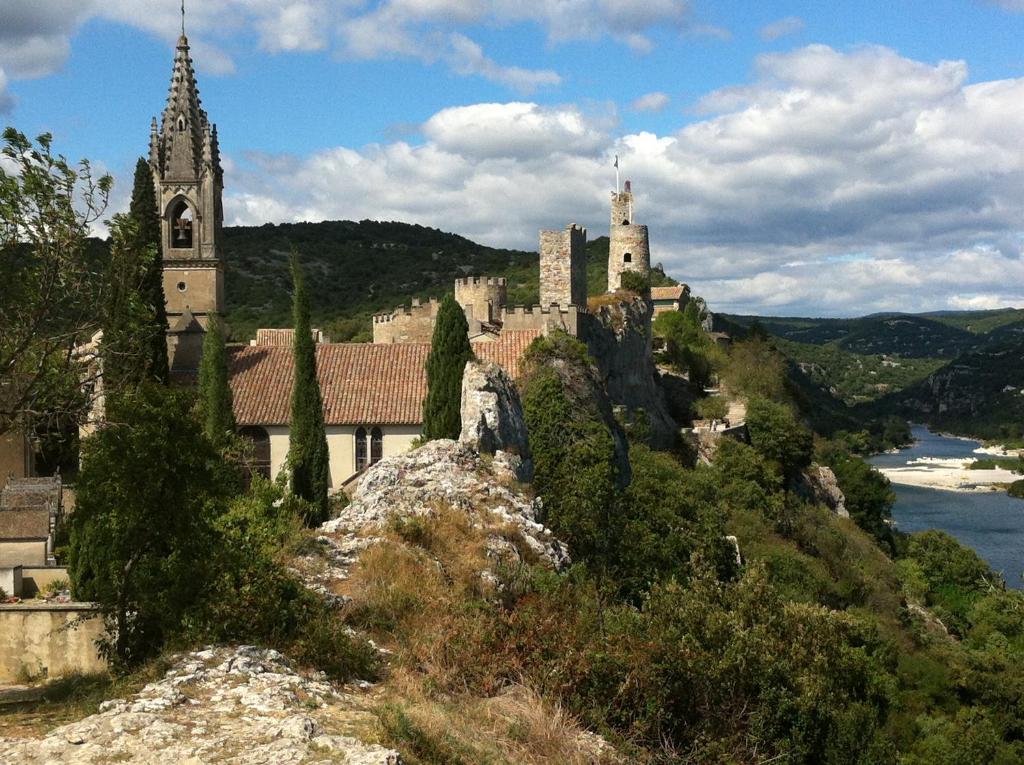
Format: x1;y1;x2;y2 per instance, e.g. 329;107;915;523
614;154;620;193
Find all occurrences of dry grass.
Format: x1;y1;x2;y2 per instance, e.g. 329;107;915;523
377;676;622;765
341;507;625;763
0;659;168;738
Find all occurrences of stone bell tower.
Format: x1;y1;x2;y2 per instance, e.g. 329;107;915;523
150;30;224;372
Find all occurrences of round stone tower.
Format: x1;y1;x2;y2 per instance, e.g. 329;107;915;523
607;180;651;292
454;276;507;324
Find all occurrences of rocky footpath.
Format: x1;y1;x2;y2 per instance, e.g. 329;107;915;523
0;646;402;765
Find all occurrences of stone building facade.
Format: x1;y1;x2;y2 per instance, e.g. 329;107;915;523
607;181;651;292
539;224;587;307
151;32;225;372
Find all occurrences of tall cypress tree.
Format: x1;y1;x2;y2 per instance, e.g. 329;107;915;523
422;293;474;441
196;314;235;447
286;252;329;525
127;158;169;383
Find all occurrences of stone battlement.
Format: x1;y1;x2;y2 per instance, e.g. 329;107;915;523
373;298;440;323
455;276;507;287
372;298;441;343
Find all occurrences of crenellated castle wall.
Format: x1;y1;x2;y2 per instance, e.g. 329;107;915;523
372;298;440;344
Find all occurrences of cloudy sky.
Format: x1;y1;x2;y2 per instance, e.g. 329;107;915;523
3;0;1024;316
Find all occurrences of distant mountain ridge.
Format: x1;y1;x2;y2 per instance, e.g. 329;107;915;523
725;310;1024;440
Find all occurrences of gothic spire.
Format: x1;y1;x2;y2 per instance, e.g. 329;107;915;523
156;31;218;181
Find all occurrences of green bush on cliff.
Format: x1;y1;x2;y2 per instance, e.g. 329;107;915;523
745;396;814;481
1009;479;1024;498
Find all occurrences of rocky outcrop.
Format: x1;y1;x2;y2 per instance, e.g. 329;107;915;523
323;439;569;570
460;359;532;481
0;645;402;764
798;466;850;518
583;296;677;449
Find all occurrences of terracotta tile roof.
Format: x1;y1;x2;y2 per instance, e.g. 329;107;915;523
253;328;326;346
650;286;685;301
473;330;541;379
0;477;60;512
230;330;541;428
0;509;51;540
230;344;430;427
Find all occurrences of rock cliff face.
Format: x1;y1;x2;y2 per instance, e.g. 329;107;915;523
322;439;568;570
0;645;402;765
583;296;677;448
797;466;850;518
459;360;533;481
322;361;568;570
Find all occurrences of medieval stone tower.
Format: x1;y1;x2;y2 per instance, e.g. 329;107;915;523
607;180;651;292
540;224;587;307
150;32;224;372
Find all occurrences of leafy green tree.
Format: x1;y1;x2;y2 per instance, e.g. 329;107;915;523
819;443;897;550
746;397;813;481
196;314;236;447
286;252;330;525
127;157;168;382
618;269;650;295
68;384;229;667
722;337;789;401
521;333;624;584
0;129;111;437
422;293;474;440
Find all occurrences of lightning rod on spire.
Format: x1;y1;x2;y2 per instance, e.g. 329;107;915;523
181;0;186;36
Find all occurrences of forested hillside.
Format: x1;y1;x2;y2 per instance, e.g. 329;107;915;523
726;310;1024;442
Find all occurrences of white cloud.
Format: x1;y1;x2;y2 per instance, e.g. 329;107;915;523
422;102;609;159
0;0;715;107
759;16;805;42
217;44;1024;315
0;69;15;114
630;92;670;112
445;34;561;94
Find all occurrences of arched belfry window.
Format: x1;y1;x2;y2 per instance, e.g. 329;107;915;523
239;426;271;479
355;427;368;472
623;252;632;263
370;427;383;465
171;200;194;249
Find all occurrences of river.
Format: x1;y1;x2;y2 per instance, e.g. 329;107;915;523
868;426;1024;589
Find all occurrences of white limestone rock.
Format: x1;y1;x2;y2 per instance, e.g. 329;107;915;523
322;439;569;570
0;646;402;765
801;465;850;518
459;360;533;481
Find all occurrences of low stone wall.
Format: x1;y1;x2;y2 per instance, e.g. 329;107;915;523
0;603;106;682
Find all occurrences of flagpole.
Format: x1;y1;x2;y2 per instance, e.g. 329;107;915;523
614;155;620;193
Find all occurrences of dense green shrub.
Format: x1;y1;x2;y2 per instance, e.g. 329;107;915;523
70;384;231;668
746;397;814;481
1010;480;1024;498
618;270;650;295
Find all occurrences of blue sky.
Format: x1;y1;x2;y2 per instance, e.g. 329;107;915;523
2;0;1024;316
